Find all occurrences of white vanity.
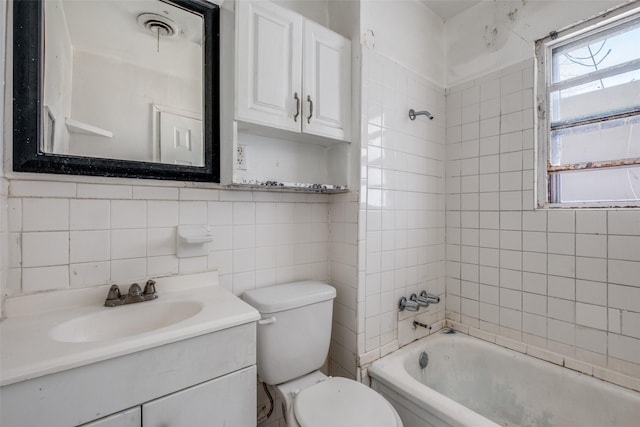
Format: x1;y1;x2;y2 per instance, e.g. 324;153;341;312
0;272;260;427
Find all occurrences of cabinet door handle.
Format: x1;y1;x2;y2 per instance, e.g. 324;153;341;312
293;92;300;122
307;95;313;124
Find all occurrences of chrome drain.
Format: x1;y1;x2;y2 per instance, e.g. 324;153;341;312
418;351;429;369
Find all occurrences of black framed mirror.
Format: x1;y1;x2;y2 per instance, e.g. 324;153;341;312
13;0;220;182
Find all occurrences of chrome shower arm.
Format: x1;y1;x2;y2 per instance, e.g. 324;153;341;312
408;109;434;120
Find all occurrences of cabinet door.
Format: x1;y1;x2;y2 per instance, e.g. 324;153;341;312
236;1;302;132
142;366;256;427
79;407;141;427
302;21;351;142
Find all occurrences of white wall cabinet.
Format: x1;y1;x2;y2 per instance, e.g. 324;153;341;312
302;20;351;141
235;1;302;133
235;0;351;142
225;0;352;191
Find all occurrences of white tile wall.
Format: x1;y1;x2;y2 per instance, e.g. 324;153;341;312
5;182;330;298
446;59;640;382
356;50;447;375
328;191;359;379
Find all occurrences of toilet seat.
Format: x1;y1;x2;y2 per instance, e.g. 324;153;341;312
293;377;400;427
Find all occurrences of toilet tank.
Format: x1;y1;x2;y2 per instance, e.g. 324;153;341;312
242;281;336;385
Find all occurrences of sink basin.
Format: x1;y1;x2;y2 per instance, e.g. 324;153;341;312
49;301;203;343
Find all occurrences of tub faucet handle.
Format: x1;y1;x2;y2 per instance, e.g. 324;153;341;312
399;297;419;312
420;290;440;304
410;293;429;307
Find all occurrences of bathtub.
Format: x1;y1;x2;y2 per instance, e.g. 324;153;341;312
369;331;640;427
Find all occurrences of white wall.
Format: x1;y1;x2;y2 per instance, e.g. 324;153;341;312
43;0;72;154
68;51;201;162
445;0;627;86
273;0;328;26
362;0;446;87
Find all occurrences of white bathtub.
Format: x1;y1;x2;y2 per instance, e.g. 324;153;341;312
369;331;640;427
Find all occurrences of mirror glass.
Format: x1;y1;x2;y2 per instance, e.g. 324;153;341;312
13;0;219;182
44;0;204;166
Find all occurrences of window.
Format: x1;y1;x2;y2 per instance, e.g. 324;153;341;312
536;4;640;207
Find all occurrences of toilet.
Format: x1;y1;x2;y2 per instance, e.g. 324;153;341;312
242;281;403;427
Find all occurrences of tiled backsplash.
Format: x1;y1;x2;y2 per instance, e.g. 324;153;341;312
5;180;331;297
446;59;640;381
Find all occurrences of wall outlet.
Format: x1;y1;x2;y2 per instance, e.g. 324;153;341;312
236;144;247;170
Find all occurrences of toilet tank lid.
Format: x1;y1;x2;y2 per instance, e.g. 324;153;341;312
242;281;336;314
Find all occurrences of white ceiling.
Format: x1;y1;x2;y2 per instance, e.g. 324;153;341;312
420;0;482;21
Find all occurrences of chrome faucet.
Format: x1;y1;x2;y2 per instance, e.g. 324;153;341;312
410;293;428;307
419;290;440;305
398;296;419;312
104;280;158;307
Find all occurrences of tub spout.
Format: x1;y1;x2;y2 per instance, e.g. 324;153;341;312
413;320;431;330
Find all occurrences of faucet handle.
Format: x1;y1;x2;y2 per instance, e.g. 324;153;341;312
143;279;157;295
420;290;440;304
143;279;158;301
410;293;429;307
106;284;121;299
399;297;419;312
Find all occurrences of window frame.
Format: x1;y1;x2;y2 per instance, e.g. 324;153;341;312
535;2;640;208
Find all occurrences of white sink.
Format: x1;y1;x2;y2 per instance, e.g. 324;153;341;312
1;272;260;387
49;300;204;343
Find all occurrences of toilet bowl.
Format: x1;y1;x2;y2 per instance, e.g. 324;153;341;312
242;281;402;427
275;371;402;427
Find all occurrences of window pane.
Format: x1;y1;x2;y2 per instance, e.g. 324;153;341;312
550;75;640;123
552;17;640;83
550;114;640;166
553;166;640;203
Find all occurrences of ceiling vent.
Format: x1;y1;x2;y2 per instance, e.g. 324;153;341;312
137;13;181;39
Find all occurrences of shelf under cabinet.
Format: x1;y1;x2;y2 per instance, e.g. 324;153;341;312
227;178;348;193
227;120;350;193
